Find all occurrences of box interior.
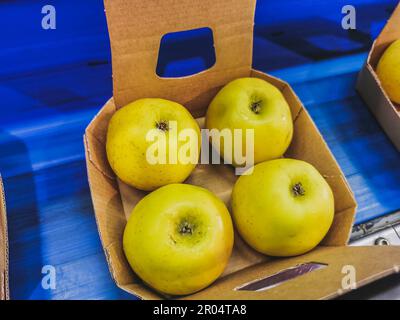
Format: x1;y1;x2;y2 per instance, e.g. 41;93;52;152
84;68;357;299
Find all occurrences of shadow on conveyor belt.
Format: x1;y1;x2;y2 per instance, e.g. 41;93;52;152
254;2;397;70
0;130;48;299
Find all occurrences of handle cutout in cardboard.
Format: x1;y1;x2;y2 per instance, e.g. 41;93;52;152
156;27;216;78
103;0;256;108
235;262;327;292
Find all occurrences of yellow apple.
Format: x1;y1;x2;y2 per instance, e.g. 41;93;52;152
123;183;234;296
376;39;400;104
231;159;334;257
106;98;200;191
205;77;293;166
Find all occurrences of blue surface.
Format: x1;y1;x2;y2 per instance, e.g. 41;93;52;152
0;0;400;299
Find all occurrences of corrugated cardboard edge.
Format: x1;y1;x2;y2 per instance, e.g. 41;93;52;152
356;3;400;150
0;176;9;300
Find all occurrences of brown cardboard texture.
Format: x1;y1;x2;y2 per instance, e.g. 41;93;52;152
84;0;399;299
0;176;9;300
357;3;400;150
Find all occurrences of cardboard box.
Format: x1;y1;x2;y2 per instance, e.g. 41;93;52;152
357;3;400;150
0;176;9;300
84;0;400;299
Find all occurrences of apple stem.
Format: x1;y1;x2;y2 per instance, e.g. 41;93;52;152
250;100;262;114
292;182;305;197
156;120;169;131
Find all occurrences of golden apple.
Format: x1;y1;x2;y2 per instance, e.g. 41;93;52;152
123;184;234;295
231;159;334;257
376;39;400;104
205;77;293;166
106;98;200;191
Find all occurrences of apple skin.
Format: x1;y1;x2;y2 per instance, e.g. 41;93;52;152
377;39;400;104
205;77;293;166
123;184;234;296
231;159;334;257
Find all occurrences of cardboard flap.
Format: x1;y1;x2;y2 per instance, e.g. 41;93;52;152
104;0;256;115
369;3;400;66
0;177;9;300
184;246;400;300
